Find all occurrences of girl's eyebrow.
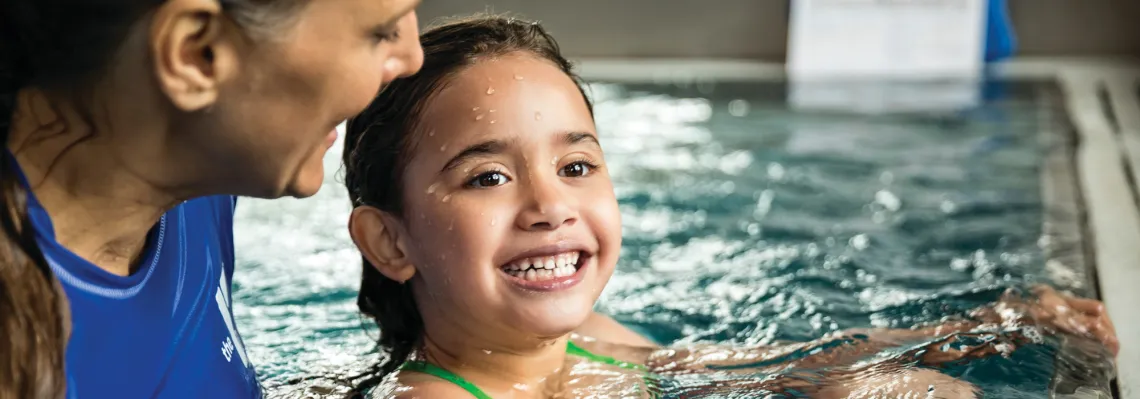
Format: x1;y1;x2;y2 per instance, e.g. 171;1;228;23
562;131;600;148
441;140;508;173
439;132;599;173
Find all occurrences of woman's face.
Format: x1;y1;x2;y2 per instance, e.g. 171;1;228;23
192;0;424;198
397;54;622;343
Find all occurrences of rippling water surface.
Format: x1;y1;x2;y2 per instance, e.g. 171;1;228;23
234;80;1114;398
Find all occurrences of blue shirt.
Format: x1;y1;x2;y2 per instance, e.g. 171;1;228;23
15;161;261;398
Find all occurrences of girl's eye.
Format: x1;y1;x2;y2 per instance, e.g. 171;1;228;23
559;161;597;178
468;171;511;188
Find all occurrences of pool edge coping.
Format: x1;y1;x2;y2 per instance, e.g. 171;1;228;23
1061;67;1140;399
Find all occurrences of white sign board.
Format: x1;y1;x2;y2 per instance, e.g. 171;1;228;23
787;0;987;81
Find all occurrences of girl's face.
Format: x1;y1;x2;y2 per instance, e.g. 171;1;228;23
399;53;621;341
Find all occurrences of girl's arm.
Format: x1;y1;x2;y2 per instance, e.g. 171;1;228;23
645;285;1116;374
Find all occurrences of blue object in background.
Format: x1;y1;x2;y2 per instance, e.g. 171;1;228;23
985;0;1017;62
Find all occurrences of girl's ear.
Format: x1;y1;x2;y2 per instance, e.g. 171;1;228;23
349;206;415;282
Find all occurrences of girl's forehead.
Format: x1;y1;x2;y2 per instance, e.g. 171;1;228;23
412;55;594;155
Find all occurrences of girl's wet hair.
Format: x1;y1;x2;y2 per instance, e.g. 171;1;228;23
343;14;594;384
0;1;305;396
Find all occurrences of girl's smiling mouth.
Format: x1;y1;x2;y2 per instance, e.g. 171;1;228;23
499;245;591;292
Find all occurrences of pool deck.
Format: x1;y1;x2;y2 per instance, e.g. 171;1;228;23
575;57;1140;398
1060;64;1140;399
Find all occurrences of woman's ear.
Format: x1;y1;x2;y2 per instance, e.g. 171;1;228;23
349;206;415;283
149;0;243;112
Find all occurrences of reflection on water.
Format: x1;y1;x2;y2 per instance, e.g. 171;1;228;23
235;81;1114;397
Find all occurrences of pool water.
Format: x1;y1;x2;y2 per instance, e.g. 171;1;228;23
234;80;1116;397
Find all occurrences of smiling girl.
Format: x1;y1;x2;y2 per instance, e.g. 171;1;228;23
339;15;1118;399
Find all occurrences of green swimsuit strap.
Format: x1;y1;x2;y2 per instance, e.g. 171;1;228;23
400;343;652;399
399;361;493;399
565;341;648;372
566;341;661;398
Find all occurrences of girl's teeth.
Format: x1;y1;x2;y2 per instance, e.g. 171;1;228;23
504;252;582;281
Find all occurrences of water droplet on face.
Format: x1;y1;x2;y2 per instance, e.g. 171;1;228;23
441;194;452;203
534;111;542;120
482;349;492;355
489;120;497;124
551;156;558;165
514;75;524;80
475;114;485;121
489;109;496;113
490;218;497;226
440;144;448;151
447;220;454;231
472;107;480;112
486;87;495;95
428;129;435;137
426;183;439;194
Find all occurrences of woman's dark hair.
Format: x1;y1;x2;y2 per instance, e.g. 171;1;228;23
0;1;304;397
343;14;594;386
